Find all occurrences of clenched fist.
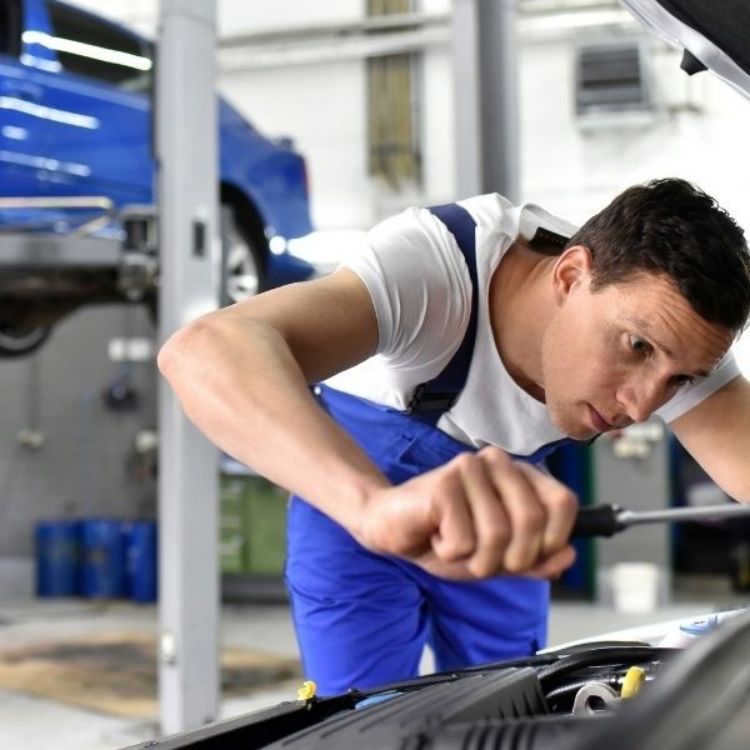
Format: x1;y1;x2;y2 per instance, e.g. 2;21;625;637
358;446;578;580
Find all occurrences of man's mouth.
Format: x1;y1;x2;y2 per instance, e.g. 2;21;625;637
588;405;614;433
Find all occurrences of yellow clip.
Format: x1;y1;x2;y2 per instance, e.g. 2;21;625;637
621;666;646;698
297;680;317;701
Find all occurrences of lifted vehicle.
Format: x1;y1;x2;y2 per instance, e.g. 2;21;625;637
0;0;314;356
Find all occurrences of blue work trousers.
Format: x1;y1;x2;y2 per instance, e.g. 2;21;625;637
285;385;549;695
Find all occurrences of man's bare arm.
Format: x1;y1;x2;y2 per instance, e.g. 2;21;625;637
158;268;390;541
159;267;578;579
671;374;750;503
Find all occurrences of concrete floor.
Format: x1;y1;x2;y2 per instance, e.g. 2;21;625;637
0;584;746;750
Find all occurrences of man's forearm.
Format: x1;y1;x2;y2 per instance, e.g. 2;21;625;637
158;313;390;540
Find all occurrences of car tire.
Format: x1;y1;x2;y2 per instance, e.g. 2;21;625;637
222;203;266;306
0;324;51;358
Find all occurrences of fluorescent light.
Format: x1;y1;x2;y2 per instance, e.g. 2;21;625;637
23;30;152;71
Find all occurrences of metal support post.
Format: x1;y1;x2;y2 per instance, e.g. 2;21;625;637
451;0;520;201
156;0;220;734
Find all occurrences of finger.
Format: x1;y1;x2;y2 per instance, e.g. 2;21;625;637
481;449;546;573
451;452;512;577
514;462;578;556
416;544;577;582
526;544;577;580
429;469;478;563
412;552;478;581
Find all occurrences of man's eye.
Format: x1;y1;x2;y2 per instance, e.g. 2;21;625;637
629;336;651;355
672;374;695;387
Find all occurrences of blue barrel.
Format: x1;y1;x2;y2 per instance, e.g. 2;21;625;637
123;520;157;603
79;518;125;598
35;520;79;597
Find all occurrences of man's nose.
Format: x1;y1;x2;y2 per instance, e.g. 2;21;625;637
616;379;664;424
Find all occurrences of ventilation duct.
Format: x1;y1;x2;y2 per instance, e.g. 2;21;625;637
575;42;652;116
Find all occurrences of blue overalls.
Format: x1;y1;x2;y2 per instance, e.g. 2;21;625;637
285;204;574;696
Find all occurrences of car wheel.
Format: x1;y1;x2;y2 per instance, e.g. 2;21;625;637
222;205;265;305
0;324;51;357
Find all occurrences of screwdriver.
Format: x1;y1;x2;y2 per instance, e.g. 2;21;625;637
572;503;750;538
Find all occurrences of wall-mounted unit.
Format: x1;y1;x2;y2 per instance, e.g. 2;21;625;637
575;41;655;127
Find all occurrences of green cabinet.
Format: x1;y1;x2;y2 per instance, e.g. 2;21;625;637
220;474;288;577
219;477;247;575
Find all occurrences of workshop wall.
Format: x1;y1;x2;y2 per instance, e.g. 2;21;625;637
518;32;750;232
0;306;157;590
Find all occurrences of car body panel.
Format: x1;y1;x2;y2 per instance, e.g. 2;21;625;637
217;98;312;241
1;0;313;278
621;0;750;100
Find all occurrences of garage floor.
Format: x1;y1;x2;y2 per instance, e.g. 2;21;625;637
0;581;746;750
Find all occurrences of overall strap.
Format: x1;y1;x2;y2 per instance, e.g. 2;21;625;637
407;202;479;426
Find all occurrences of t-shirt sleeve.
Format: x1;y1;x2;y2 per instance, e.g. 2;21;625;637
339;207;472;375
655;350;741;423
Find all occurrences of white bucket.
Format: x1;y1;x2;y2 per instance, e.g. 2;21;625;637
611;562;661;614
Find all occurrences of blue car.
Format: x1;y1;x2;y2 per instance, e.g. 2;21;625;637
0;0;314;355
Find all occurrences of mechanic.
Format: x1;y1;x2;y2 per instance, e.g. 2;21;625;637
159;177;750;695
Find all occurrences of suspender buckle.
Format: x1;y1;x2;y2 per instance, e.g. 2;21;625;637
406;384;426;413
408;385;457;414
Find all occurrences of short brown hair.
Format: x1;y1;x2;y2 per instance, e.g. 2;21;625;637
566;178;750;334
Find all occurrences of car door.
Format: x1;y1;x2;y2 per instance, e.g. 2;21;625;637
0;0;49;213
28;0;154;214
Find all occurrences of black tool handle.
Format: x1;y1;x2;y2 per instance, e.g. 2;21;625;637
572;505;624;538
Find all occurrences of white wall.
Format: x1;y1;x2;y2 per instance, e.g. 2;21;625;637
421;45;455;204
69;0;156;35
216;0;367;225
218;0;366;36
220;62;372;229
518;33;750;229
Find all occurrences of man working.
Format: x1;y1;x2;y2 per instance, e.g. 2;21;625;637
159;178;750;695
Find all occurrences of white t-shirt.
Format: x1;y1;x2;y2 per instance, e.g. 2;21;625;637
326;193;739;455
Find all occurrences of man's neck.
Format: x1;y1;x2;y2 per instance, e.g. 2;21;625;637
489;239;555;403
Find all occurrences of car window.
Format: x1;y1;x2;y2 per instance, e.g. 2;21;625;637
45;0;153;92
0;0;21;58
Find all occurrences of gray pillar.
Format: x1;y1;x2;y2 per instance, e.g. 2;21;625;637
451;0;520;201
156;0;220;734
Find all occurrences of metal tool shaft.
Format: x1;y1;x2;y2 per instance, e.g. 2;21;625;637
618;504;750;527
572;502;750;538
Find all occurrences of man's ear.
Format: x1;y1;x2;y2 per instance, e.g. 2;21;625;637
552;245;593;301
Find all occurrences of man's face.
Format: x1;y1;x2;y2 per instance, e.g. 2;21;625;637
540;265;734;440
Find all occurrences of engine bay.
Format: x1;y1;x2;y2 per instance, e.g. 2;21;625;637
141;607;750;750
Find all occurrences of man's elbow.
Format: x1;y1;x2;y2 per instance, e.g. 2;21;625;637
157;318;212;388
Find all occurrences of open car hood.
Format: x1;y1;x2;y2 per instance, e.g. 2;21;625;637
620;0;750;99
122;608;750;750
